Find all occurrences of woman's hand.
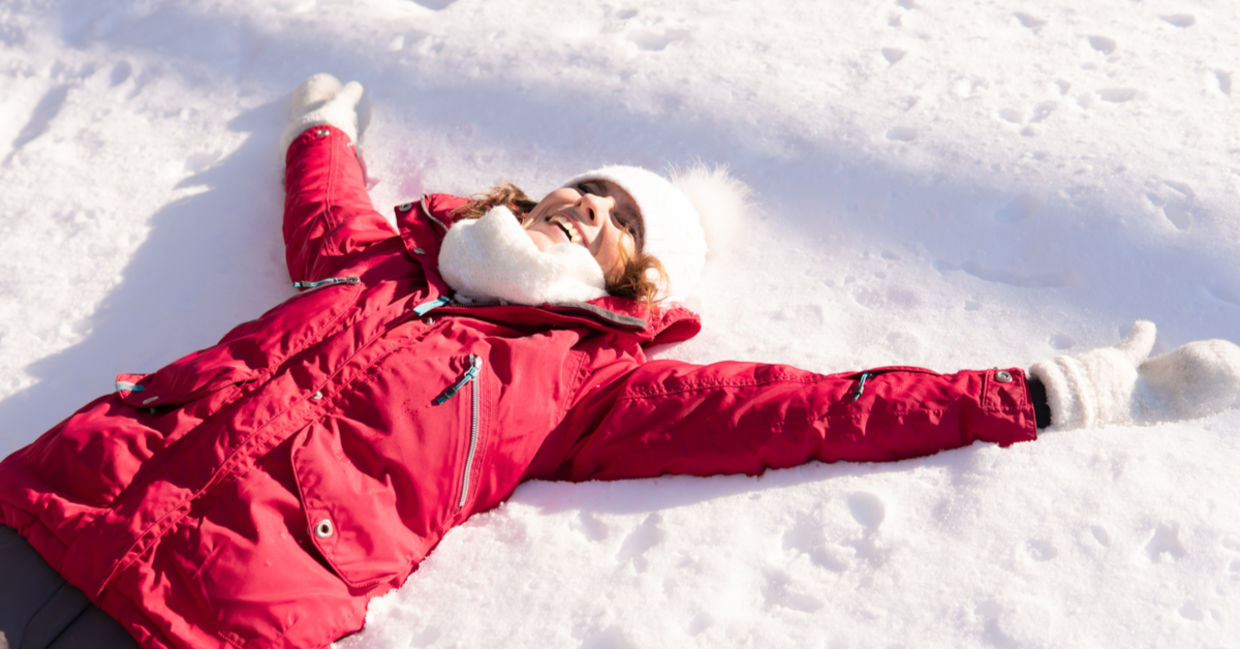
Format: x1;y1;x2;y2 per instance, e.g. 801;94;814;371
1031;321;1240;430
279;73;365;155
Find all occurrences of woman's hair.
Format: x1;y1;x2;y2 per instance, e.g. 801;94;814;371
455;183;667;305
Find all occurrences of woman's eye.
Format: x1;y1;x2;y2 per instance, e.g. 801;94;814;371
615;214;637;236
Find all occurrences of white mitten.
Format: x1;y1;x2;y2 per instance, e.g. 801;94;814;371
1031;321;1240;430
278;73;365;155
1135;338;1240;421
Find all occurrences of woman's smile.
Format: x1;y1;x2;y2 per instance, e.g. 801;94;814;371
546;212;583;244
523;180;642;277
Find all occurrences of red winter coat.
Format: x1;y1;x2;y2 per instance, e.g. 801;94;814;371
0;126;1037;649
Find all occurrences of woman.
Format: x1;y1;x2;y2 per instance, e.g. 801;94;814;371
2;74;1237;649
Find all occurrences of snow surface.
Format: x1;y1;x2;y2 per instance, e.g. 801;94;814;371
2;0;1239;647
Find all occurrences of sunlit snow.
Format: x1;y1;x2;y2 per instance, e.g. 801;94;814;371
1;1;1237;647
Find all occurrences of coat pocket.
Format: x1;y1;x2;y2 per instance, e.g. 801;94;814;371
286;352;491;589
113;277;366;411
837;366;938;402
114;366;264;411
289;423;433;590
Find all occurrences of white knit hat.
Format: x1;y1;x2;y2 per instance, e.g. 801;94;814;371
561;164;746;302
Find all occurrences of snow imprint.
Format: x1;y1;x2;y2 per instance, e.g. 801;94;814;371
1087;35;1117;55
1145;523;1187;562
407;0;455;10
1161;14;1196;28
1144;179;1196;230
11;85;71;152
1013;12;1046;33
616;512;664;570
1211;70;1232;96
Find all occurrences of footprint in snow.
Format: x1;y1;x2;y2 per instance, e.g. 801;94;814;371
1161;14;1196;28
1013;12;1046;33
407;0;455;10
882;47;906;65
1178;601;1206;621
11;85;71;151
577;511;610;542
1097;88;1138;103
847;491;885;532
616;512;663;570
1210;70;1231;96
1026;539;1059;561
1087;35;1117;55
781;513;846;572
1145;522;1187;563
994;102;1057;133
628;28;690;52
1144;179;1195;230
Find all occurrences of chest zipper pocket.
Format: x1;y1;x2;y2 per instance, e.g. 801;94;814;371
291;276;361;295
434;354;483;510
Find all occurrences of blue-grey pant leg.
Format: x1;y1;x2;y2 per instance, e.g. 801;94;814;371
0;526;137;649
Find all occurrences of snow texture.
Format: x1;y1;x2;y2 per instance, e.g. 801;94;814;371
1;1;1238;647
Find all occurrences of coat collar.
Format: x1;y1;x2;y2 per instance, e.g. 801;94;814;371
395;193;702;346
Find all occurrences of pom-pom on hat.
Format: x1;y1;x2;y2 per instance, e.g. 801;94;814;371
561;164;747;302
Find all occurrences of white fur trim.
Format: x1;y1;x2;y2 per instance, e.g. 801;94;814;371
1029;321;1156;430
670;164;749;258
438;206;607;306
563;165;706;302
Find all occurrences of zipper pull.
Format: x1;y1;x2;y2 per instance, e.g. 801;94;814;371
292;276;360;290
434;355;481;405
413;295;453;316
852;372;872;402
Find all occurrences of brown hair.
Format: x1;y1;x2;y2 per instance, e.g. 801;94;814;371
454;183;667;305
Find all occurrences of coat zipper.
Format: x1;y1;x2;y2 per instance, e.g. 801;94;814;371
434;354;483;509
852;372;872;402
291;276;361;293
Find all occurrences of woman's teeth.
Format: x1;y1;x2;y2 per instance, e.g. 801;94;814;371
548;214;579;242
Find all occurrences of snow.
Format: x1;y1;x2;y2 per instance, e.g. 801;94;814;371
1;0;1238;647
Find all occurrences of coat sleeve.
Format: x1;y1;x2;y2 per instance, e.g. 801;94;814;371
282;125;398;282
551;358;1038;482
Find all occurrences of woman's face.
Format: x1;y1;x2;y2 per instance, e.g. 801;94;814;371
524;179;643;278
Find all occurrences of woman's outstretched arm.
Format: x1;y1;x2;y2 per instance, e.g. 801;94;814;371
547;321;1240;482
281;75;396;282
548;358;1037;482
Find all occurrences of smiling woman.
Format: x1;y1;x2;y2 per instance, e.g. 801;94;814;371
2;73;1239;649
524;181;641;264
445;176;671;305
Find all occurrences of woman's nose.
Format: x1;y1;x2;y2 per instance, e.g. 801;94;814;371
578;194;613;225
